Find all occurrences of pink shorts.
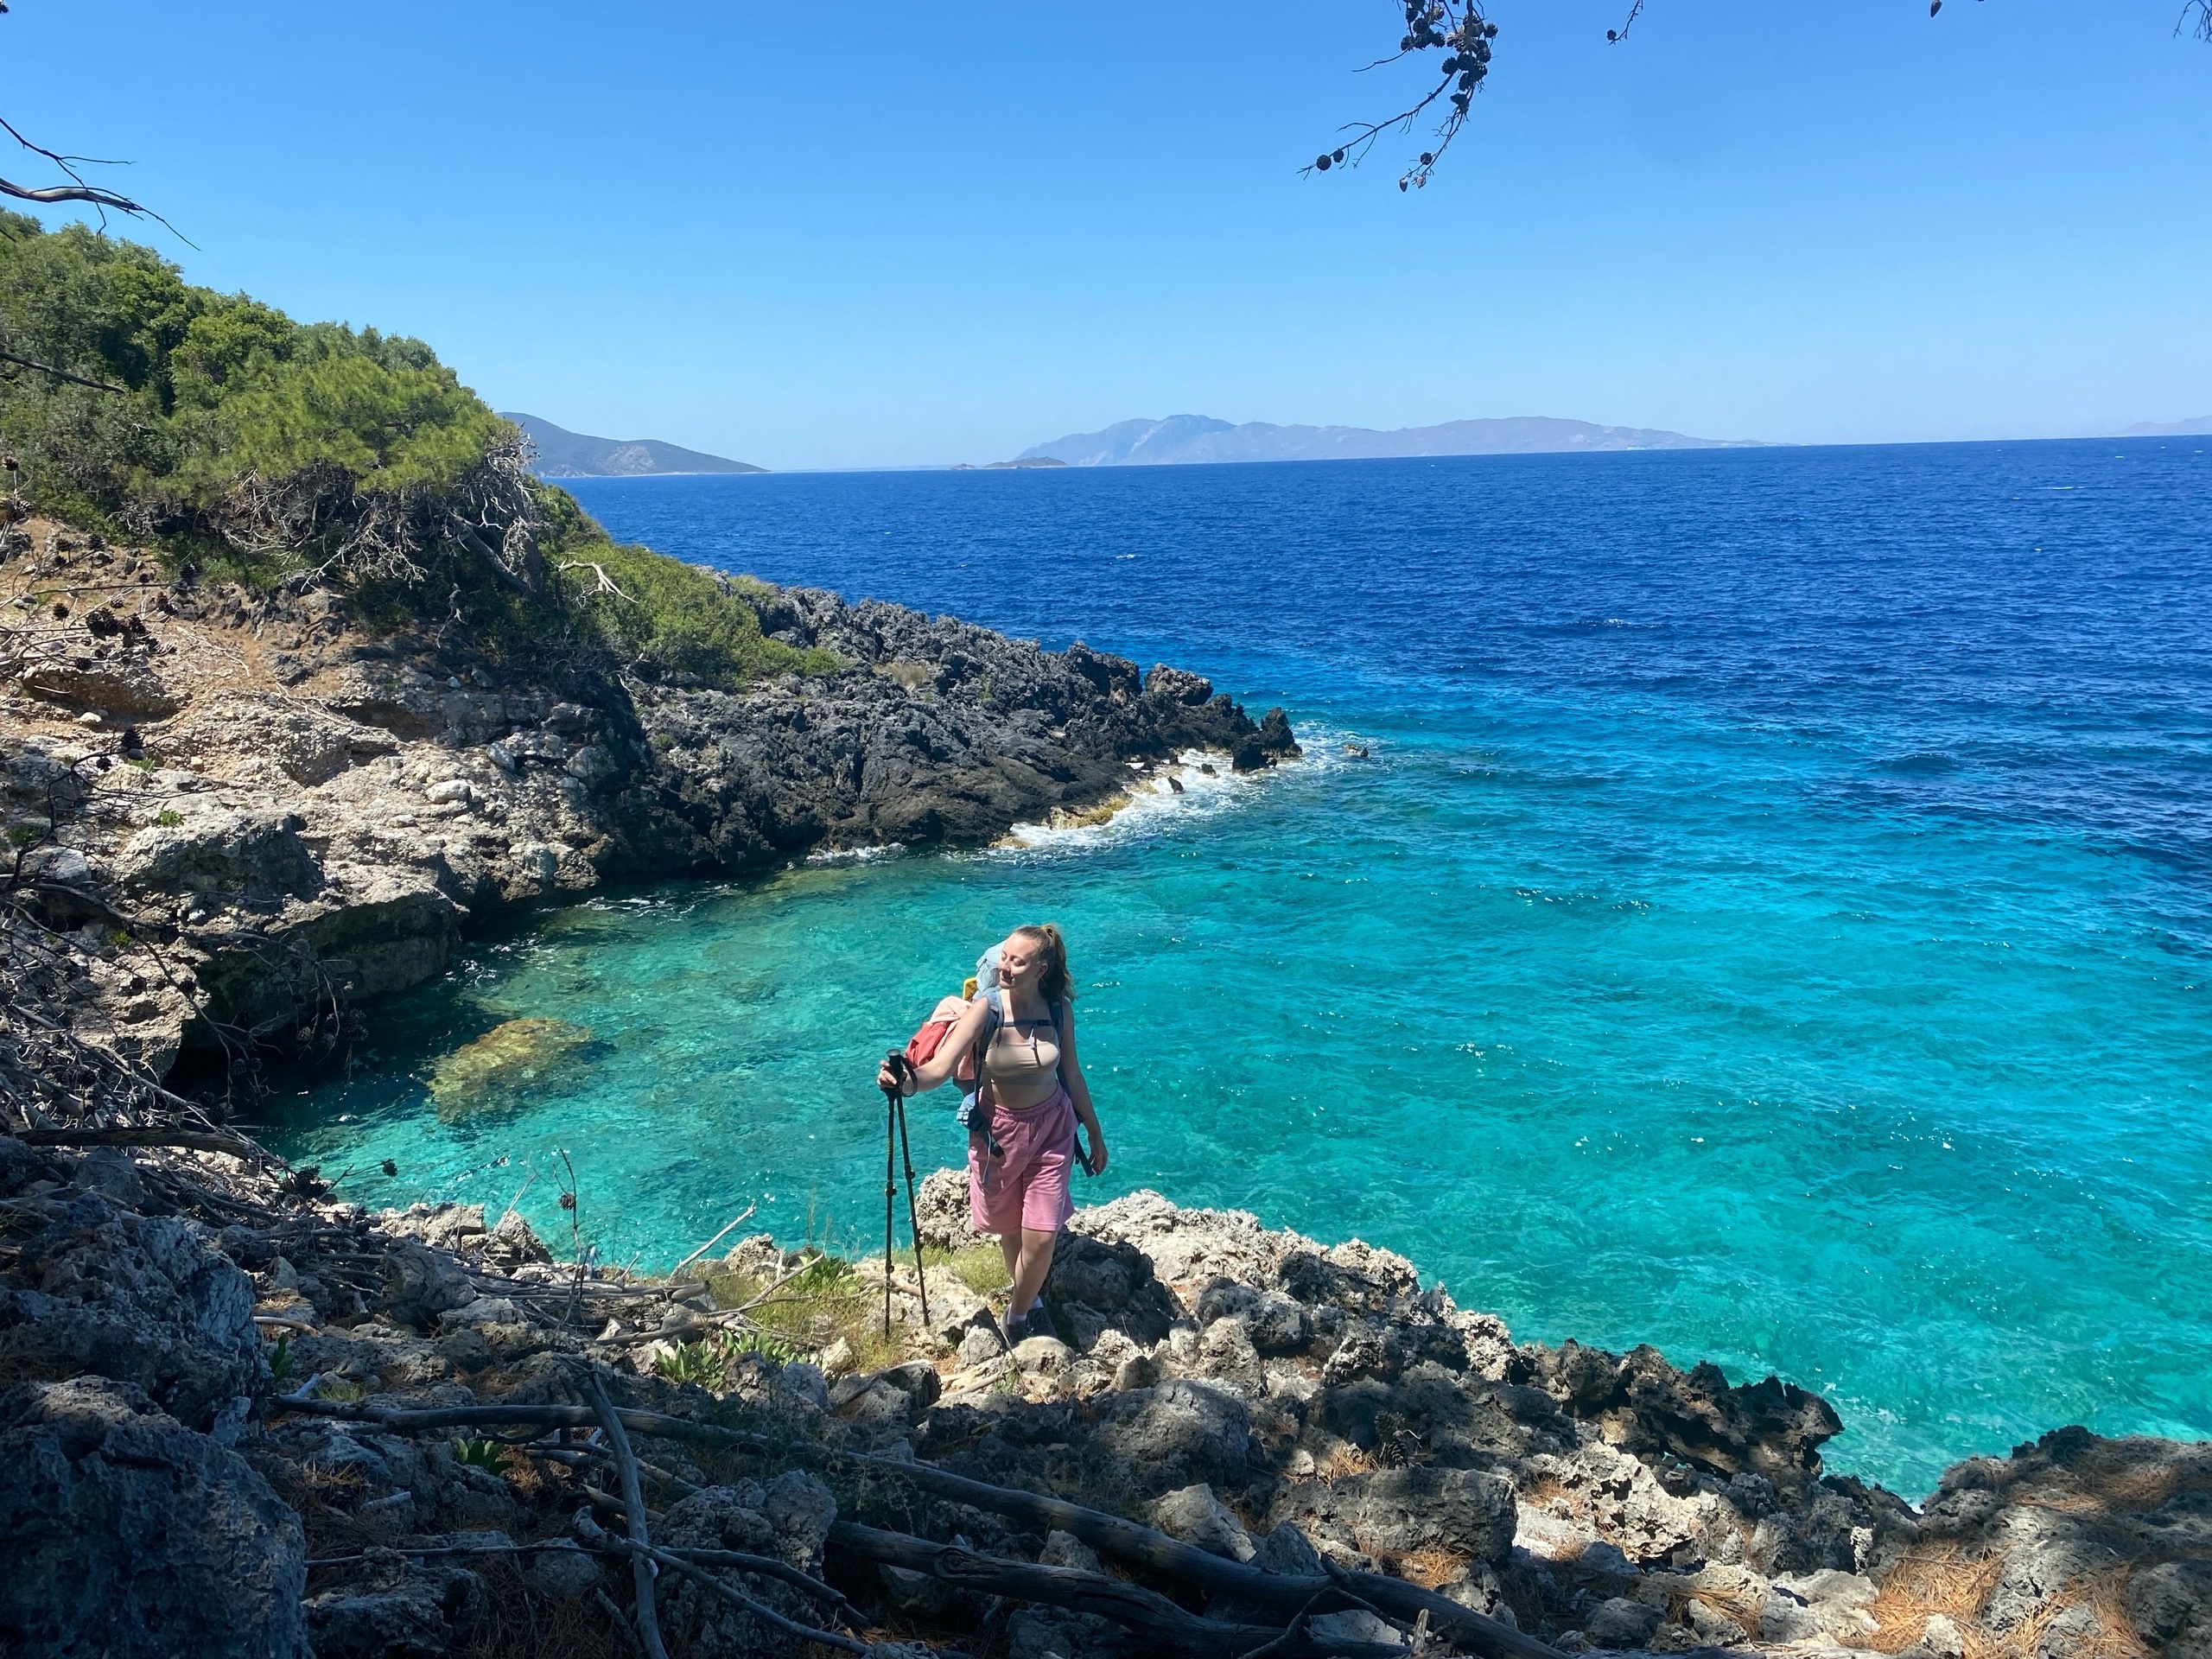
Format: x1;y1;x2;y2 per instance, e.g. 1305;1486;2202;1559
969;1085;1077;1236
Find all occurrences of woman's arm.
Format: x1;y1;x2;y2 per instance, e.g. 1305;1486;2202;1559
1058;1004;1109;1176
878;996;989;1096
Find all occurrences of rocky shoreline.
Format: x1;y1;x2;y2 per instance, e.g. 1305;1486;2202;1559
3;1136;2205;1659
0;519;1296;1080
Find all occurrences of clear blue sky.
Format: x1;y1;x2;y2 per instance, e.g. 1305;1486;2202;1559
16;1;2211;468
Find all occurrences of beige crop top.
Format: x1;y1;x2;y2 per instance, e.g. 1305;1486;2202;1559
982;1007;1061;1092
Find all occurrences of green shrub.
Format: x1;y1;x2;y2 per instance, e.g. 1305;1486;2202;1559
0;216;502;573
550;535;837;690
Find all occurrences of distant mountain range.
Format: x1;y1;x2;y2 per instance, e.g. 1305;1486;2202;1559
2121;416;2212;436
503;412;765;477
1016;414;1758;467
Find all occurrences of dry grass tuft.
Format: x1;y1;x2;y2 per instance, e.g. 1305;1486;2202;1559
265;1459;394;1558
1867;1537;2159;1659
452;1555;638;1659
1496;1550;1565;1634
1999;1580;2153;1659
1682;1575;1769;1631
2058;1447;2212;1514
1863;1544;2006;1654
1319;1443;1380;1478
1389;1547;1476;1591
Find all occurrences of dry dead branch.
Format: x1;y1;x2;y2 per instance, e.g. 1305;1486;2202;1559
268;1392;1559;1659
582;1367;671;1659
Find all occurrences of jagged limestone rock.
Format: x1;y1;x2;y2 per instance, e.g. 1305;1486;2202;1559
0;1376;308;1659
0;1191;264;1429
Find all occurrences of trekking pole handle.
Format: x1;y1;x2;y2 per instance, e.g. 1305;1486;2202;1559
882;1049;916;1097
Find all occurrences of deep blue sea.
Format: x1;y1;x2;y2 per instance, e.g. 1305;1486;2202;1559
269;441;2212;1495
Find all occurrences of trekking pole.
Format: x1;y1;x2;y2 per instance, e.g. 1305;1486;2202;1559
881;1065;898;1341
893;1080;931;1329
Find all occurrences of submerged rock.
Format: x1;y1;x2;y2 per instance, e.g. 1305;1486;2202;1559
427;1017;594;1115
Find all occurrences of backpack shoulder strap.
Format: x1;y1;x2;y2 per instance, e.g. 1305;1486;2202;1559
970;988;1004;1103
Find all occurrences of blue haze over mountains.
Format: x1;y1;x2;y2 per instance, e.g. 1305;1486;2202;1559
1016;413;1761;467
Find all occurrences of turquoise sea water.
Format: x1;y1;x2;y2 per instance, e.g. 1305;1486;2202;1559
266;441;2212;1496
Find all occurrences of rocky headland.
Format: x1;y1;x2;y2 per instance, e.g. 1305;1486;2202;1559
0;518;1295;1083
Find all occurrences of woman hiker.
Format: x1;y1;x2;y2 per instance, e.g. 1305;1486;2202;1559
879;924;1109;1346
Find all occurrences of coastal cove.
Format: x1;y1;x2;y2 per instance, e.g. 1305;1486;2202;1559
269;439;2212;1499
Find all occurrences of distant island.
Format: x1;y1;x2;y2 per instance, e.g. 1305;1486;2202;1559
501;411;766;477
1018;413;1760;467
2121;416;2212;436
950;456;1068;471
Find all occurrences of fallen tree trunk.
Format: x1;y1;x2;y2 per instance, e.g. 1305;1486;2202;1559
274;1395;1557;1659
829;1520;1402;1659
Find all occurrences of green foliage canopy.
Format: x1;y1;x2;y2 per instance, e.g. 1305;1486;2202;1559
0;213;830;689
0;213;497;542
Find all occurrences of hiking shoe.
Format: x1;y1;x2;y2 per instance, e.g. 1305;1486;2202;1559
1009;1306;1054;1344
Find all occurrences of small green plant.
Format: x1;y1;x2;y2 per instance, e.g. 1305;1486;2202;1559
266;1333;294;1383
7;824;41;846
125;756;155;771
728;1326;801;1365
783;1251;858;1298
653;1337;728;1388
653;1325;802;1385
454;1438;514;1477
154;809;183;827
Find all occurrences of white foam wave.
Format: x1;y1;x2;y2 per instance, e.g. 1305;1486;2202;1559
804;841;906;867
988;749;1255;856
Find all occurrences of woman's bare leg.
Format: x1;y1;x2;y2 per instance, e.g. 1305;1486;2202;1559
1006;1227;1058;1332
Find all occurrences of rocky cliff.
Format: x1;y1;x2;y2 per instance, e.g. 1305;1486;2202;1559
0;519;1295;1080
2;1136;2203;1659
